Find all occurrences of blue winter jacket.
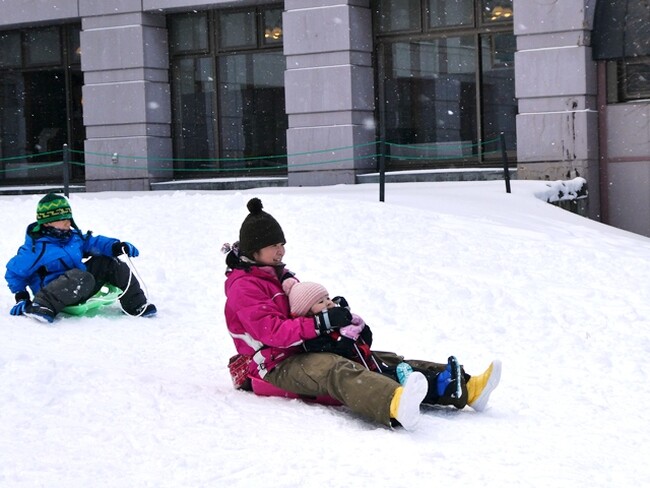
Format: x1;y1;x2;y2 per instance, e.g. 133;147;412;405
5;222;119;295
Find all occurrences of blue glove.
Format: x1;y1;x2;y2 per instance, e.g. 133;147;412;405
10;300;29;316
112;241;140;257
122;242;139;257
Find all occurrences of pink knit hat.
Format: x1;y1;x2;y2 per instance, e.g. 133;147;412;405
286;281;329;316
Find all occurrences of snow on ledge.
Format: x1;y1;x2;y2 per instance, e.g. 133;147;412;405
533;177;587;203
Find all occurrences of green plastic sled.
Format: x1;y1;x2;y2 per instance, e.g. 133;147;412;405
62;284;122;316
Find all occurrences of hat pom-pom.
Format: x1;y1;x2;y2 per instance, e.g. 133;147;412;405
247;198;263;214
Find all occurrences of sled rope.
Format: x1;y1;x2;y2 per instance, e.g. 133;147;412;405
117;254;150;317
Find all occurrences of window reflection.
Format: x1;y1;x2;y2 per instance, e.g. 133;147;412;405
218;52;287;169
428;0;473;28
219;10;256;49
482;0;513;23
171;57;215;170
377;0;421;32
169;14;208;54
170;7;287;177
375;0;515;168
0;32;21;67
383;38;478;160
0;25;84;184
25;28;61;66
263;9;283;45
481;33;516;153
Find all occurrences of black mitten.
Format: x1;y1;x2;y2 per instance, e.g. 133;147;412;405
111;241;139;257
303;334;356;359
15;291;30;303
359;324;373;346
280;270;296;283
332;296;349;309
314;307;352;335
10;291;31;316
330;336;356;358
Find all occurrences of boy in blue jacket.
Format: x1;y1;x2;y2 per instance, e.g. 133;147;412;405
5;193;156;323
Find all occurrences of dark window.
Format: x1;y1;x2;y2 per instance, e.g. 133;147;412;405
219;10;256;49
380;37;478;156
25;28;61;66
622;59;650;100
375;0;515;169
0;32;21;68
218;52;286;169
170;57;216;170
169;6;286;178
593;0;650;103
169;13;209;54
606;58;650;103
481;33;516;153
376;0;421;33
429;0;474;28
0;25;84;186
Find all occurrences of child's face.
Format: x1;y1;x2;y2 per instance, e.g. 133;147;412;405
45;219;71;230
253;242;285;266
309;296;335;315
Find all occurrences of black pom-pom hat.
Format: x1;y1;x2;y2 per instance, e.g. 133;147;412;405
238;198;286;258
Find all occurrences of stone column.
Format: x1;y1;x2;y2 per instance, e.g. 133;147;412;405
80;1;171;192
283;0;375;186
514;0;599;219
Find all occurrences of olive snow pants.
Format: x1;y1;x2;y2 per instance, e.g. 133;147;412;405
265;352;400;426
264;351;469;427
33;256;147;316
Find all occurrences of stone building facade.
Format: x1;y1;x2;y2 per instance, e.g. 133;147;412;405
1;1;650;236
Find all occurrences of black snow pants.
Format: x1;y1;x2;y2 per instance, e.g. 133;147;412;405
32;256;147;316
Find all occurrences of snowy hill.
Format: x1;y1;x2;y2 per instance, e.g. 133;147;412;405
2;181;650;487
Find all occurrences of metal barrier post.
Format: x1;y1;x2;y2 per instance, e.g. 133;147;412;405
379;140;386;202
500;132;511;194
62;144;70;197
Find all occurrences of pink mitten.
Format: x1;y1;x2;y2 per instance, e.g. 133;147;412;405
282;277;299;295
339;313;365;341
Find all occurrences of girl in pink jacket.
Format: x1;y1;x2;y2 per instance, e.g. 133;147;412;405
224;198;501;431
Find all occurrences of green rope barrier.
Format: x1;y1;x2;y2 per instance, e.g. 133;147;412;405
386;136;501;150
0;150;63;162
0;161;63;173
386;149;502;161
0;138;507;175
70;140;379;163
69;154;380;172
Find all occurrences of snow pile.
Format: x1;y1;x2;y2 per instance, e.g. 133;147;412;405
2;180;650;487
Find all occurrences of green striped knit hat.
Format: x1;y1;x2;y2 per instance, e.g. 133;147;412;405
34;193;74;231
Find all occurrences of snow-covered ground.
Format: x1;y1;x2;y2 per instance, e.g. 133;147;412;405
2;180;650;487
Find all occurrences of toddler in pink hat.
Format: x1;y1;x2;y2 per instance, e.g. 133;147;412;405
283;279;365;341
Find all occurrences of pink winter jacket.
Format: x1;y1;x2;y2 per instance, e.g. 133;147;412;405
224;265;320;380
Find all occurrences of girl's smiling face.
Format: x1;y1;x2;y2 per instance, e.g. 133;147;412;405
253;242;285;266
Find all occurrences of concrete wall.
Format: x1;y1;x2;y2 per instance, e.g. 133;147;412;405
143;0;262;10
283;0;376;186
603;104;650;237
514;0;600;220
80;4;172;191
0;0;79;26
